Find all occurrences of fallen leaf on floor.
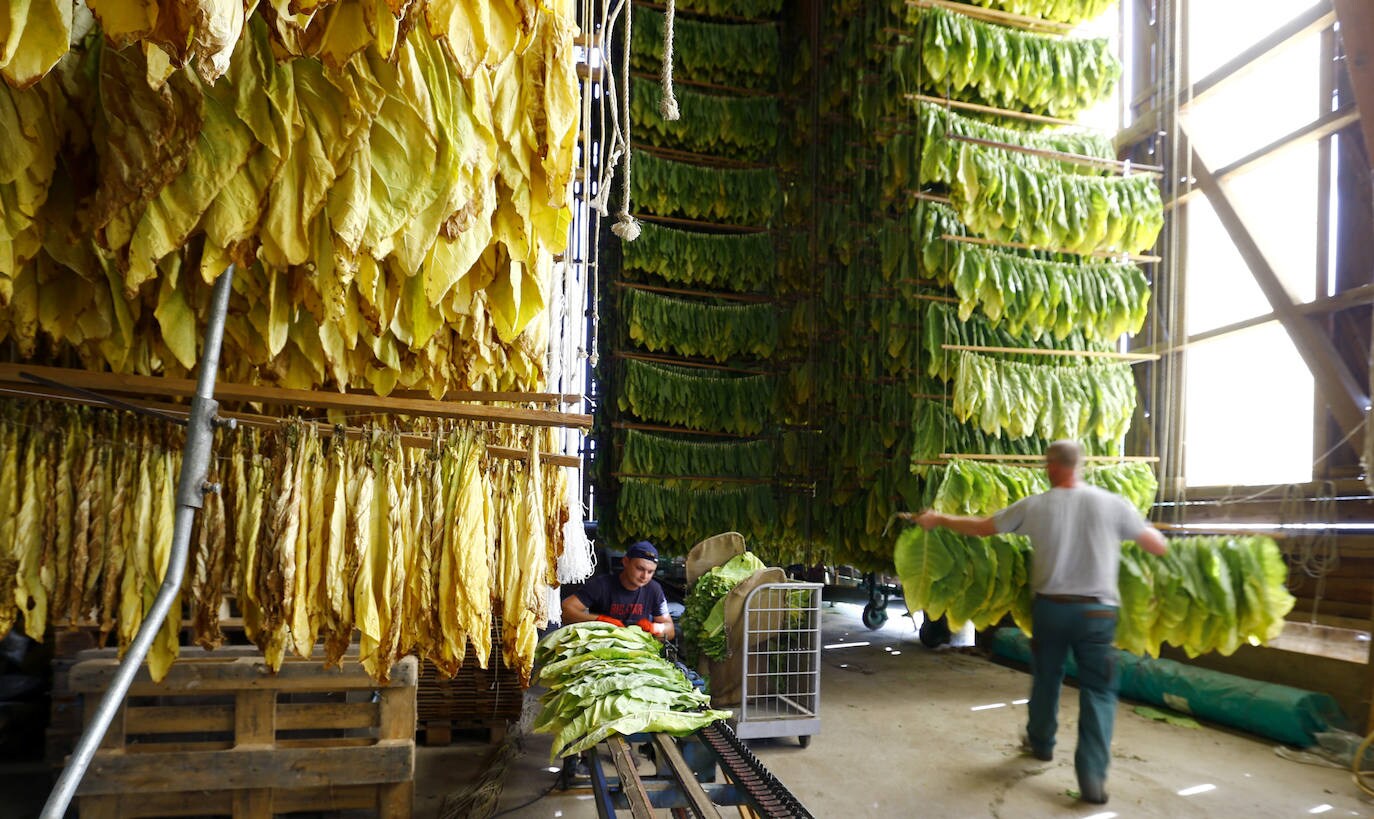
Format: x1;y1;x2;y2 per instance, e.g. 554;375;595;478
1133;705;1200;729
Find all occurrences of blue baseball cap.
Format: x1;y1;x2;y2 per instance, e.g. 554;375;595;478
625;541;658;563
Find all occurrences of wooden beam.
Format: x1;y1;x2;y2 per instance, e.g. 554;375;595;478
0;363;593;429
1187;148;1369;452
1119;1;1337;147
1335;0;1374;161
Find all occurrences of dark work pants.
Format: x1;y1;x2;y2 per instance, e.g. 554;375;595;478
1025;597;1120;791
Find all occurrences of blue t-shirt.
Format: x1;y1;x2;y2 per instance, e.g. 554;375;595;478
573;574;669;623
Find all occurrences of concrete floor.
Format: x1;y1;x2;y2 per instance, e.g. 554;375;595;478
415;599;1374;819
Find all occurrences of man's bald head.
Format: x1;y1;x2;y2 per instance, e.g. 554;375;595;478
1046;440;1083;486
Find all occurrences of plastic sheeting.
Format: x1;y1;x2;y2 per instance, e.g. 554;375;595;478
990;627;1351;748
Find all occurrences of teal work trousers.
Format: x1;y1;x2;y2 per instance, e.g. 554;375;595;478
1025;597;1120;792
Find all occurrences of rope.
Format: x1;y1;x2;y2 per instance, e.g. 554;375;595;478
659;0;680;120
610;0;641;240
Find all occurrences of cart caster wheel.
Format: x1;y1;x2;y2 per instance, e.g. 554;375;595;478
798;735;812;749
919;616;951;648
861;602;888;630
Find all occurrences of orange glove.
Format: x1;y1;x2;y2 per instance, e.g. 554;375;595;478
595;615;625;627
636;619;666;637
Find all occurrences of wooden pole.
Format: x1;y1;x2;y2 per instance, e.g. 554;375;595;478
615;351;773;375
905;94;1080;128
0;363;594;429
939;232;1163;264
905;0;1075;34
614;280;773;304
948;134;1164;176
938;452;1160;463
940;344;1161;362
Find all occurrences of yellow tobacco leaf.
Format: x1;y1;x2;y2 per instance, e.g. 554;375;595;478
1;0;72;88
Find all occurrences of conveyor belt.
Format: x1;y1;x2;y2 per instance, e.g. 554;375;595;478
697;721;815;819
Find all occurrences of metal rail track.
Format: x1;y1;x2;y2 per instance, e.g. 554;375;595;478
697;721;815;819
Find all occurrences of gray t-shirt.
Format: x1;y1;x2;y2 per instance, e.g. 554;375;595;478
992;484;1147;607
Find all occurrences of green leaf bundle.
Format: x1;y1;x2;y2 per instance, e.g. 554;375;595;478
631;81;780;161
533;623;731;760
622;288;778;362
630;8;780;90
928;457;1158;517
620;429;775;479
919;301;1113;382
681;551;767;664
616;478;776;550
621;221;775;293
676;0;783;19
959;0;1116;25
631;150;779;226
916;102;1115;187
894;530;1295;658
951;350;1137;442
619;358;774;435
952;144;1165;254
908;7;1120;117
910;399;1122;474
924;236;1152;343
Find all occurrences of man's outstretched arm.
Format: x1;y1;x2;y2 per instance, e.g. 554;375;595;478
901;510;998;537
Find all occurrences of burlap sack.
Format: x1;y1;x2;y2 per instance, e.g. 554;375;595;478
686;532;746;587
703;566;787;709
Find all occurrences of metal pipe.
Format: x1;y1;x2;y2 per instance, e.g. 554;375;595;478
42;266;236;819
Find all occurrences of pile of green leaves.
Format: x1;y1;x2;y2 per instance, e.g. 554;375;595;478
620;429;775;479
630;8;779;90
632;150;779;226
632;82;779;161
619;358;774;435
919;301;1113;382
924;236;1153;343
952;351;1137;442
621;221;775;293
908;6;1120;117
959;0;1116;27
917;102;1115;187
910;399;1121;474
927;458;1158;517
676;0;783;19
533;623;731;760
893;530;1295;658
617;479;776;551
1117;536;1295;658
623;288;778;362
680;551;767;664
951;145;1165;254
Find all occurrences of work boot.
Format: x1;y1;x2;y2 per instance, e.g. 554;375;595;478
1019;731;1052;761
1078;779;1108;805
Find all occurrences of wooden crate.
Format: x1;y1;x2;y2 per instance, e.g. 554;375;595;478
415;618;523;746
66;647;416;819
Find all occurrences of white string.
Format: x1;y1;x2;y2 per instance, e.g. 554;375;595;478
659;0;680;120
593;0;628;218
558;466;597;583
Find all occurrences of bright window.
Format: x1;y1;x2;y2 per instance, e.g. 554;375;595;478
1183;322;1314;486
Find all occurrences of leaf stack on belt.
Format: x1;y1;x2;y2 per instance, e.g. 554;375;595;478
533;623;731;761
0;399;570;686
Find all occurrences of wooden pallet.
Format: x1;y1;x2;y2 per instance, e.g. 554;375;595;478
66;647;416;819
414;621;523;747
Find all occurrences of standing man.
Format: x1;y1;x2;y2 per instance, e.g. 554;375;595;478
562;541;676;641
905;441;1167;806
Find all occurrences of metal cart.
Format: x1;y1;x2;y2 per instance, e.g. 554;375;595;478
735;582;822;748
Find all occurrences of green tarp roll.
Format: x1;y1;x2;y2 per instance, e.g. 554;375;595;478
990;627;1350;748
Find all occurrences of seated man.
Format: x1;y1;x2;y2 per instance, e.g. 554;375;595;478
561;541;675;641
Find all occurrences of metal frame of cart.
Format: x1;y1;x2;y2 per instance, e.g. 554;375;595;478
735;582;823;747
